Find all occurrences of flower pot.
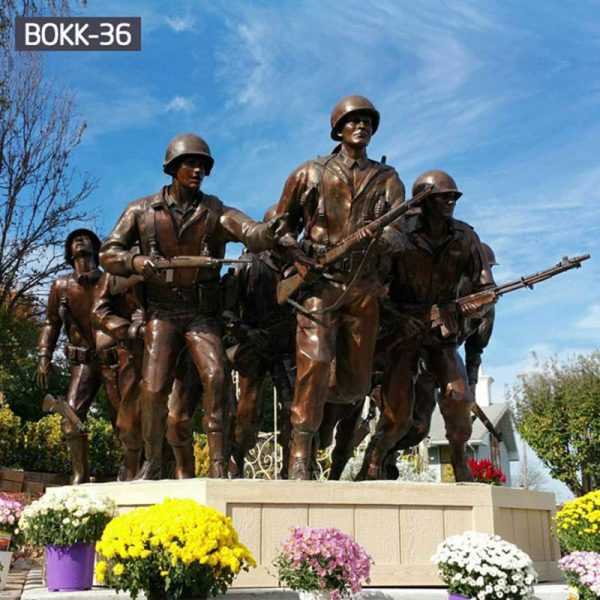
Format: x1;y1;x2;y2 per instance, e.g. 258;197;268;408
448;594;470;600
45;542;95;591
298;592;332;600
0;531;11;552
0;551;12;591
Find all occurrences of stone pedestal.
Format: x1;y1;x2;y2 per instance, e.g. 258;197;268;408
48;480;561;588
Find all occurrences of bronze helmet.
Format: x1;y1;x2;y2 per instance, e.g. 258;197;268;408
163;133;214;176
482;242;498;267
330;95;380;141
64;228;101;266
412;170;462;199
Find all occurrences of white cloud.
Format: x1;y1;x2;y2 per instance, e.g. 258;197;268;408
165;15;196;33
576;304;600;332
165;96;195;113
77;88;164;141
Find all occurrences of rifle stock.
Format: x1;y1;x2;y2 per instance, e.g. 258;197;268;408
42;394;86;433
471;401;502;442
276;272;304;305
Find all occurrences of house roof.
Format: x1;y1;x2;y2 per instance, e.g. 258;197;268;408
427;402;519;460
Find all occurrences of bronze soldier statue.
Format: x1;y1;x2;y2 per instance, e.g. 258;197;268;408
100;133;282;479
274;95;406;479
91;273;145;481
373;243;498;479
223;205;295;477
359;170;494;482
93;272;205;480
37;229;106;484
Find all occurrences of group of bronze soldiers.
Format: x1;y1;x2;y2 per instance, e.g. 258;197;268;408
37;95;498;484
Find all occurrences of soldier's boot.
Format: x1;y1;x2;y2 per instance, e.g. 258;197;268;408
382;451;400;480
288;430;313;481
356;435;390;481
136;441;163;480
66;433;90;485
172;442;196;479
230;427;258;479
207;432;227;479
118;449;142;482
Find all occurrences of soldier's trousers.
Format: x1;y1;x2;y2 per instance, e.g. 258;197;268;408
96;331;143;452
63;361;103;436
369;341;473;473
142;313;225;456
291;283;380;433
166;351;202;449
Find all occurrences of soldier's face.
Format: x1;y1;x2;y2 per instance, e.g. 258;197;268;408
425;193;458;220
71;234;93;259
174;156;206;191
340;112;373;148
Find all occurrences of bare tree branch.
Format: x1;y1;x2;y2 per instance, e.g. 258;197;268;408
0;1;95;314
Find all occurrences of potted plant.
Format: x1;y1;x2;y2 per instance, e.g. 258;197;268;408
95;498;256;600
559;551;600;600
467;458;506;485
431;530;537;600
274;526;372;600
0;493;25;591
555;489;600;553
18;488;115;592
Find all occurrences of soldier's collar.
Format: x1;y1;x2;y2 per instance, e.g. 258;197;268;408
72;268;102;285
163;187;202;210
336;149;369;170
408;214;457;236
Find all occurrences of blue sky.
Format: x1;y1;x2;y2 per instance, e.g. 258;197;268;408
41;1;598;495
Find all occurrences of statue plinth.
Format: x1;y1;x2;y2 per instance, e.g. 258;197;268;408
48;480;562;588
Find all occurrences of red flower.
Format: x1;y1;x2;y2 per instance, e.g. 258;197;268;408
467;458;506;485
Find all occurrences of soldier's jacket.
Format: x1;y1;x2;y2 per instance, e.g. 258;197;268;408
224;251;295;365
38;269;102;356
275;150;405;251
91;273;143;341
236;252;292;330
100;187;274;295
385;215;494;344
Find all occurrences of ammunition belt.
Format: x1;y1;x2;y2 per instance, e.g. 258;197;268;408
145;279;222;315
65;344;95;365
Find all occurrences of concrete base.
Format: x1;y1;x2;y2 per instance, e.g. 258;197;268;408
19;571;569;600
47;479;562;588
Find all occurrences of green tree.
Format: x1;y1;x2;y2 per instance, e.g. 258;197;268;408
0;307;69;421
511;352;600;496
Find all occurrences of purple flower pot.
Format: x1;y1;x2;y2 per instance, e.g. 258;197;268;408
45;543;95;591
449;594;470;600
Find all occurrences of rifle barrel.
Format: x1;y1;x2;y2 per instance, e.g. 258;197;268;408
154;257;250;269
496;255;590;297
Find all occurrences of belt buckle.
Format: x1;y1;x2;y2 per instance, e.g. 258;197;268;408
340;256;352;273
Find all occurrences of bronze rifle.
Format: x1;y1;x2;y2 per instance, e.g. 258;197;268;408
276;185;433;305
432;254;591;337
